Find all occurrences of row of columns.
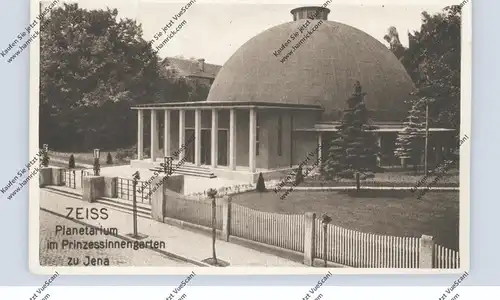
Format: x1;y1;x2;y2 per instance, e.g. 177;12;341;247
137;108;257;172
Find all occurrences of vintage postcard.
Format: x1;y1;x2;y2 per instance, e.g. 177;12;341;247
25;0;471;275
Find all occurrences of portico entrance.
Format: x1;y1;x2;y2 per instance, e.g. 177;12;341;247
185;128;228;167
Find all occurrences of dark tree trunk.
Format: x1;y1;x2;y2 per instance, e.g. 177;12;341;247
355;172;360;191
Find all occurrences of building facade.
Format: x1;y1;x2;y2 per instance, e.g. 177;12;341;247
131;6;455;183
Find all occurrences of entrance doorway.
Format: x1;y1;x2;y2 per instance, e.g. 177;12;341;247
184;129;228;167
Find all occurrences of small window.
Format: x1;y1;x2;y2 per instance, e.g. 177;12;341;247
277;115;282;156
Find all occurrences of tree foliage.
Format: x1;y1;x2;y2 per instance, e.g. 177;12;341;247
40;4;209;151
385;5;461;130
256;173;266;192
68;154;75;169
322;82;379;184
106;152;113;164
383;26;406;61
394;98;427;169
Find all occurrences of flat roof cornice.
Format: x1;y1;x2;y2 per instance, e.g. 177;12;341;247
131;101;323;111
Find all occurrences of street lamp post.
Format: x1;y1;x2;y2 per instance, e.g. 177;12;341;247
207;188;218;265
424;101;429;174
126;171;148;240
321;213;333;268
93;149;100;176
132;171;140;237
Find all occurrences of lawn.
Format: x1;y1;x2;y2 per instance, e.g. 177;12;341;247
48;150;131;167
230;189;460;250
292;169;459;188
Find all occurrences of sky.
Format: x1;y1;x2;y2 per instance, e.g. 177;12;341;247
44;0;453;65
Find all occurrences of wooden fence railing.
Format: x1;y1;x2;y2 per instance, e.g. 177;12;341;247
62;169;77;189
116;177;152;204
314;220;421;268
165;194;223;230
434;244;460;269
159;196;459;269
231;204;305;253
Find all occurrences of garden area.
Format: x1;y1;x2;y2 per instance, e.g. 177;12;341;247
230;189;459;251
284;168;459;188
48;147;139;168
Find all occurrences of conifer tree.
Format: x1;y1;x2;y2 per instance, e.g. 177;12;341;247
295;165;304;185
106;152;113;165
322;81;379;190
394;98;426;172
256;172;266;192
41;149;50;167
68;154;75;169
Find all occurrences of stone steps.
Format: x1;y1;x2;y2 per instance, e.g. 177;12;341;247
149;164;217;178
96;197;152;219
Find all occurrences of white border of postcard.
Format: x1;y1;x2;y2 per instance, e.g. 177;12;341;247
28;0;471;275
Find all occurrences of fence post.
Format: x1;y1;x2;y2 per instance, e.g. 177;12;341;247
51;167;63;186
303;212;316;266
222;196;232;241
39;167;53;187
150;175;167;222
103;177;118;198
419;234;435;268
82;175;104;203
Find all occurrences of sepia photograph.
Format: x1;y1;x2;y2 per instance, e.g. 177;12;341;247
28;0;470;274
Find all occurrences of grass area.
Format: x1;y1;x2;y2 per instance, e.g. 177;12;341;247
231;190;459;250
48;160;86;169
48;150;130;167
292;169;459;188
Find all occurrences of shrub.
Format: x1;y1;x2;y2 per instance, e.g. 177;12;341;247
68;154;75;169
106;152;113;164
41;150;50;167
115;149;128;161
256;172;266;192
295;165;304;185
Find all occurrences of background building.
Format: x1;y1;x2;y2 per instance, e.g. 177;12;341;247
132;6;454;182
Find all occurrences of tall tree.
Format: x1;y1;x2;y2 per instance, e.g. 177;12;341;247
383;26;406;61
394;98;427;172
39;4;207;151
384;5;461;131
322;81;379;190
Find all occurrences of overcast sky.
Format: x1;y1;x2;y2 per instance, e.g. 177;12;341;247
48;0;454;65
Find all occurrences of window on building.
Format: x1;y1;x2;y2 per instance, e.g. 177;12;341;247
277;115;282;156
256;112;260;156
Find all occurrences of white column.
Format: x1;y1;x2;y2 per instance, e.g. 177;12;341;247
211;109;218;168
164;110;171;157
137;110;144;160
150;110;158;162
178;109;186;161
229;108;237;170
248;108;257;173
194;108;202;166
377;134;382;166
317;132;322;164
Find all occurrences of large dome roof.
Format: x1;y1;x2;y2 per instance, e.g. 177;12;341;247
206;11;415;122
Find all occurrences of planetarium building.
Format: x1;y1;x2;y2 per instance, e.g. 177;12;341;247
131;6;454;182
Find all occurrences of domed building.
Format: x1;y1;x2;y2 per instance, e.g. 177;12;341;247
132;6;454;182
